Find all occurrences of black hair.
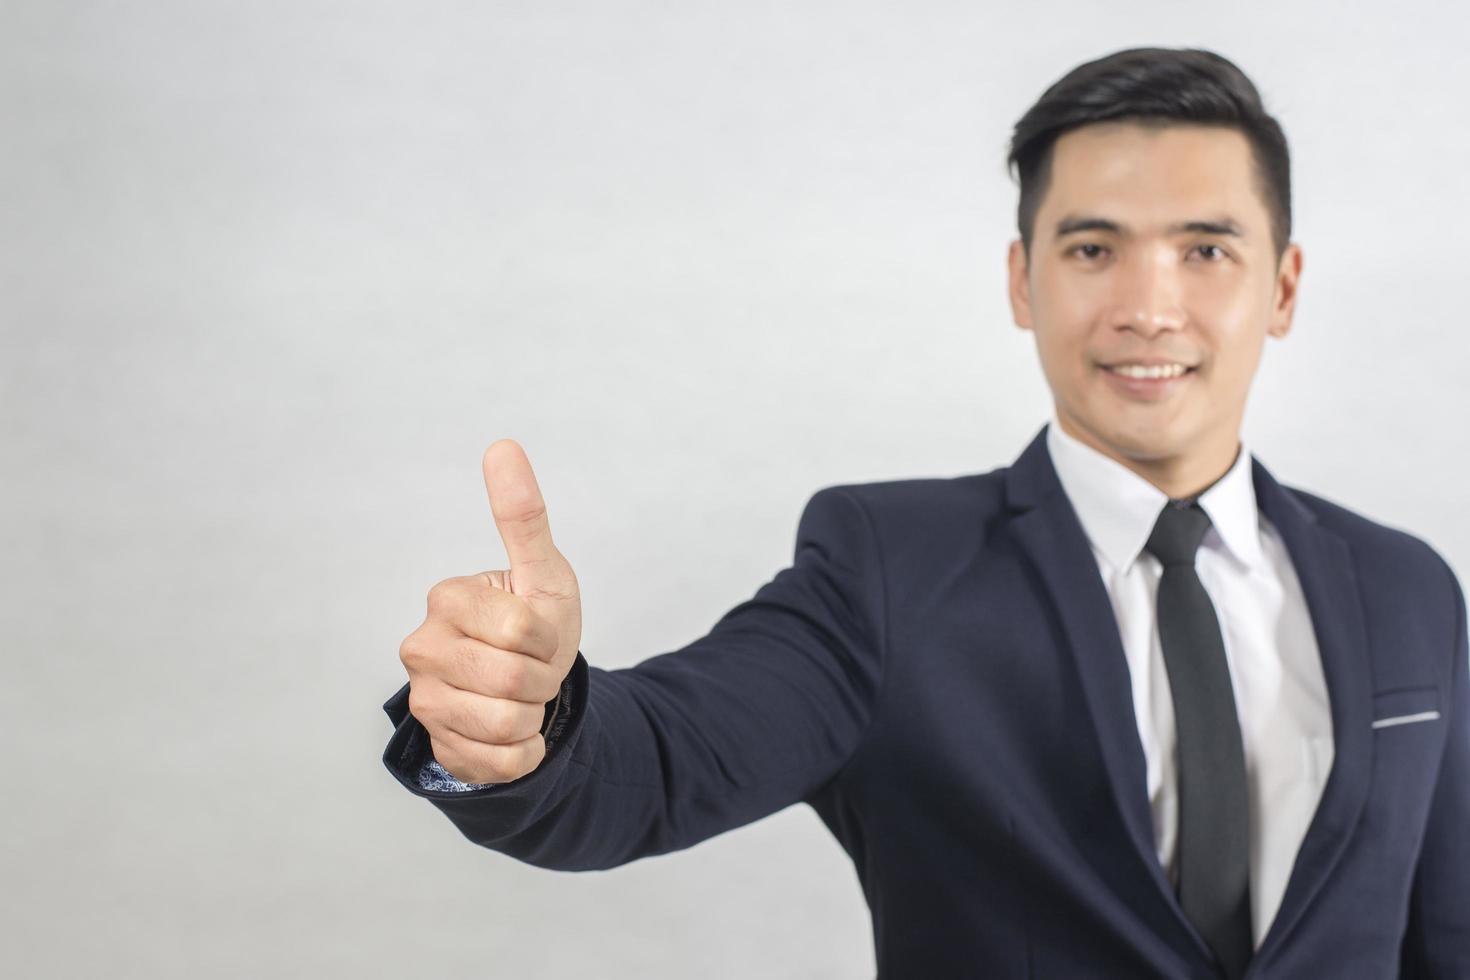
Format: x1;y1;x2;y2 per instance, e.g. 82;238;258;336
1007;47;1291;265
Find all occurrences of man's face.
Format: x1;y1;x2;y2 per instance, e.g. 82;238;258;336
1007;121;1303;472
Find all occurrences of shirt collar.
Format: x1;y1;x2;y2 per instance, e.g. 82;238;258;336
1045;413;1266;574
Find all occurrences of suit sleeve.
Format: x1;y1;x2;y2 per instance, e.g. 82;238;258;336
379;485;888;871
1399;556;1470;976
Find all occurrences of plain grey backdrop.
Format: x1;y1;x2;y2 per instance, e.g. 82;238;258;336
4;1;1467;977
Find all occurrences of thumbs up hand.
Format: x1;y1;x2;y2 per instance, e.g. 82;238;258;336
398;439;583;785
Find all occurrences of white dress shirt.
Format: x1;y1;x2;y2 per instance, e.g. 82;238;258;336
1045;415;1335;949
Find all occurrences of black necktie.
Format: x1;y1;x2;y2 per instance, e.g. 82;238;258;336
1144;500;1253;980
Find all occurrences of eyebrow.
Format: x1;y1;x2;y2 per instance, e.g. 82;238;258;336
1053;215;1246;239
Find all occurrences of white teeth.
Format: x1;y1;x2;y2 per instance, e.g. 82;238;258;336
1108;363;1189;379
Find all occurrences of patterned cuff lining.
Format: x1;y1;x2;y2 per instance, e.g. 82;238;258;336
417;757;494;792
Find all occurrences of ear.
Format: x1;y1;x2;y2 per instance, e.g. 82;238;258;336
1267;243;1303;340
1008;239;1034;332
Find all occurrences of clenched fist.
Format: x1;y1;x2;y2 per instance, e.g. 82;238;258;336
397;439;583;785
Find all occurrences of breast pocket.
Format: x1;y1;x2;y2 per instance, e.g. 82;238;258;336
1370;685;1442;731
1363;684;1445;842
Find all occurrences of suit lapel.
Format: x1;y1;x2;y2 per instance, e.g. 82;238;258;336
1246;454;1374;965
1001;425;1374;968
1003;425;1213;959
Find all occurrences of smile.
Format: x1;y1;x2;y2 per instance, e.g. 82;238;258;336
1105;363;1193;379
1099;362;1197;401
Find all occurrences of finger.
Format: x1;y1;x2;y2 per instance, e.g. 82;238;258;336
482;439;565;597
426;576;560;662
438;685;548;746
418;622;563;701
471;582;560;662
429;725;547;785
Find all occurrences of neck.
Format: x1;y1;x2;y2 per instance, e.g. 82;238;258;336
1054;408;1241;501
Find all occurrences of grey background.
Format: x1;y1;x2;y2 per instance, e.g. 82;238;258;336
4;1;1467;977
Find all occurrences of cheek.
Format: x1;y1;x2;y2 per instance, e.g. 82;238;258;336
1191;275;1273;340
1188;343;1264;421
1038;333;1092;388
1031;260;1091;309
1039;275;1104;325
1028;291;1092;353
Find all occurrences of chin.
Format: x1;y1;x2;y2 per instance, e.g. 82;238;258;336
1091;414;1191;462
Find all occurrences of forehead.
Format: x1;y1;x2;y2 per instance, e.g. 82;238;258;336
1040;121;1267;236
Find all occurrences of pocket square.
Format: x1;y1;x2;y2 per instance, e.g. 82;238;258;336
1371;711;1441;730
1370;685;1441;730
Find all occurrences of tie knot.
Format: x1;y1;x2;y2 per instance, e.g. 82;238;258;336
1145;500;1212;567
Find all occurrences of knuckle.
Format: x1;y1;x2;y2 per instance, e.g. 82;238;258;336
426;577;461;615
399;634;429;671
407;687;435;724
493;653;529;697
498;601;538;649
486;706;521;745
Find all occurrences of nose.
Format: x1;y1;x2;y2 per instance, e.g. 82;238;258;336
1112;248;1185;337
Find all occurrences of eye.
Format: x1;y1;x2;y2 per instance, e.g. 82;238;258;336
1193;243;1228;261
1068;243;1109;261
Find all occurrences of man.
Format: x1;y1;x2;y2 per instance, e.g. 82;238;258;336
381;47;1467;978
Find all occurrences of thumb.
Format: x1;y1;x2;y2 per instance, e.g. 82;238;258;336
482;439;571;601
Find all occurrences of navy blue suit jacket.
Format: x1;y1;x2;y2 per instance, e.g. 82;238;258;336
382;425;1468;978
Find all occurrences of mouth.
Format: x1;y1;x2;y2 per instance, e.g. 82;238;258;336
1098;362;1198;401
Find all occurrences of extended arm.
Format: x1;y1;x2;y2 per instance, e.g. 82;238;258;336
380;486;888;871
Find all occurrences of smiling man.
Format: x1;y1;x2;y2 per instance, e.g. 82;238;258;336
1009;115;1301;501
382;47;1467;979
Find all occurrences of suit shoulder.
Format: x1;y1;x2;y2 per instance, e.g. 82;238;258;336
1283;483;1462;601
809;466;1009;523
799;468;1012;565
